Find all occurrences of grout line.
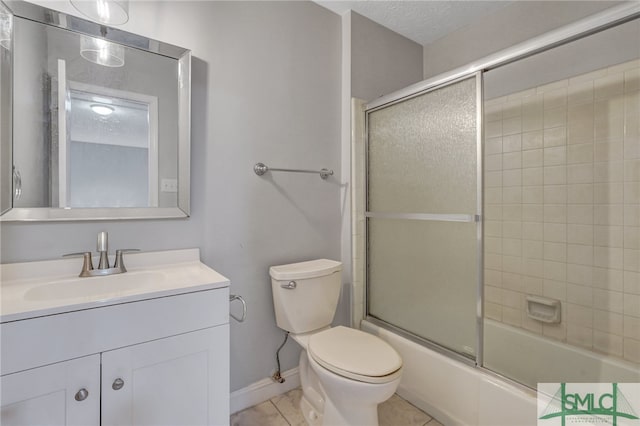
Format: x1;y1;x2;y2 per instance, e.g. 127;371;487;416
268;399;293;426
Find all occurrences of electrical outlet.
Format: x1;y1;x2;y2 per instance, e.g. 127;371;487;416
160;178;178;193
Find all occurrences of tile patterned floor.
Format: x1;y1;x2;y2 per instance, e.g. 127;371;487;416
230;388;444;426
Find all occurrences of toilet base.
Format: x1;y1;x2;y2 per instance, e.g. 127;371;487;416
297;348;401;426
300;392;323;426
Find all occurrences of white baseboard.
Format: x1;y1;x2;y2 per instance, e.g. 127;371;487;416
230;367;301;414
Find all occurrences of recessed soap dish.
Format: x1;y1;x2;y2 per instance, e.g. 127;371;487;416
526;295;561;324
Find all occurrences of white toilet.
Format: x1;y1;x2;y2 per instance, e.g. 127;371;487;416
270;259;402;426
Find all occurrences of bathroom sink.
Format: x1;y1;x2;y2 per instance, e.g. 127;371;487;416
1;249;230;323
24;270;166;302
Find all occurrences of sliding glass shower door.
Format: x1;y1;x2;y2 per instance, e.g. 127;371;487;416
366;75;482;358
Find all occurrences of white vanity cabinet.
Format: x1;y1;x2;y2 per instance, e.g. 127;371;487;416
0;250;231;426
101;326;228;426
0;355;101;426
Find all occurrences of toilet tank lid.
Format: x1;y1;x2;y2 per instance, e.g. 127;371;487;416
270;259;342;280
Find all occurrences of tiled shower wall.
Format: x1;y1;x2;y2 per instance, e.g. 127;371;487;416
483;59;640;364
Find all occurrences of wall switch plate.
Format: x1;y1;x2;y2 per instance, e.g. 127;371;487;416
161;178;178;193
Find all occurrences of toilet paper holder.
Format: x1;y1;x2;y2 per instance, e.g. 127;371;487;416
229;294;247;323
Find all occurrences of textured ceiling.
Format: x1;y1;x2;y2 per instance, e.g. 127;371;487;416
315;1;513;46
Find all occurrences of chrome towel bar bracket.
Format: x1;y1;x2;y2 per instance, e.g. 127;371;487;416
254;162;333;180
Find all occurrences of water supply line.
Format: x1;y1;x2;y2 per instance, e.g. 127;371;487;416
272;331;289;383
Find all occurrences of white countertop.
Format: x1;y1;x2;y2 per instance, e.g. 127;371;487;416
0;249;229;323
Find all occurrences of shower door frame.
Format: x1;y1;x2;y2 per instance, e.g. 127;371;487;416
364;72;484;367
362;1;640;373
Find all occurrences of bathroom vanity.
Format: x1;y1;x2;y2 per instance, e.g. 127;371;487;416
0;249;230;426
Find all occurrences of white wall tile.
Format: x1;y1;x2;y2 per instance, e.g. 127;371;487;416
593;309;623;335
592;267;624;292
593;288;624;314
544;260;567;281
567;164;593;184
567;283;593;307
625;270;640;295
594;204;624;226
568;80;594;105
567;244;593;266
568;183;594;204
503;116;522;136
625;68;640;92
544;166;567;185
523;186;543;204
522;130;543;150
544;185;567;204
523;167;543;186
502;169;521;187
625;293;640;318
624;204;640;227
594;161;624;182
567;324;593;348
523;276;543;295
624;315;640;340
624;338;640;363
503;187;522;203
523;222;544;241
544;107;567;129
503;134;522;152
594;225;623;248
544;127;567;148
567;303;593;326
568;205;593;225
544;223;567;243
481;59;639;366
543;279;567;301
622;251;639;276
544;146;567;166
594;73;624;100
593;330;623;356
567;264;593;286
543;242;566;262
567;224;593;245
544;204;566;223
594;246;623;270
523;149;543;168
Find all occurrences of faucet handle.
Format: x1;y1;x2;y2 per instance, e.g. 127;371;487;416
63;252;94;277
63;251;92;258
114;249;140;273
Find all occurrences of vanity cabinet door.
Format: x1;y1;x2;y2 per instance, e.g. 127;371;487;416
0;354;100;426
101;326;229;426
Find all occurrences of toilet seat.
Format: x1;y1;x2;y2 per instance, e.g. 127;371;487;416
308;326;402;384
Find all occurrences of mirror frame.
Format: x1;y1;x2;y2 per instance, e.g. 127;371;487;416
1;0;191;221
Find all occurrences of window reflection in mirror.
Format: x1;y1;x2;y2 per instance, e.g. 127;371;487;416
65;86;157;208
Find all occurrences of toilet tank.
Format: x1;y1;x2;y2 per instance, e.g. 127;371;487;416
270;259;342;334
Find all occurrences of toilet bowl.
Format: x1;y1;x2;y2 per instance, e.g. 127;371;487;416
270;260;403;426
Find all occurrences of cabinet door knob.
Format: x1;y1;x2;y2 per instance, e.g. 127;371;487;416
112;378;125;390
74;388;89;401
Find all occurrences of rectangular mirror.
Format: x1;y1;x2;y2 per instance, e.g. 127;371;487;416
0;0;191;221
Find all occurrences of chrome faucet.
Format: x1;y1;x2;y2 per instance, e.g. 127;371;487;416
64;232;139;277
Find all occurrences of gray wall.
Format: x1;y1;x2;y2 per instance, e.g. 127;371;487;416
423;1;621;80
350;11;423;102
1;0;344;392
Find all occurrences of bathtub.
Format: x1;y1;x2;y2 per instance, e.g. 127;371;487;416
362;319;639;426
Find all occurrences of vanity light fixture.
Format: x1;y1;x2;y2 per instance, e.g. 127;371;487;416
90;104;115;116
70;0;129;25
80;35;125;67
